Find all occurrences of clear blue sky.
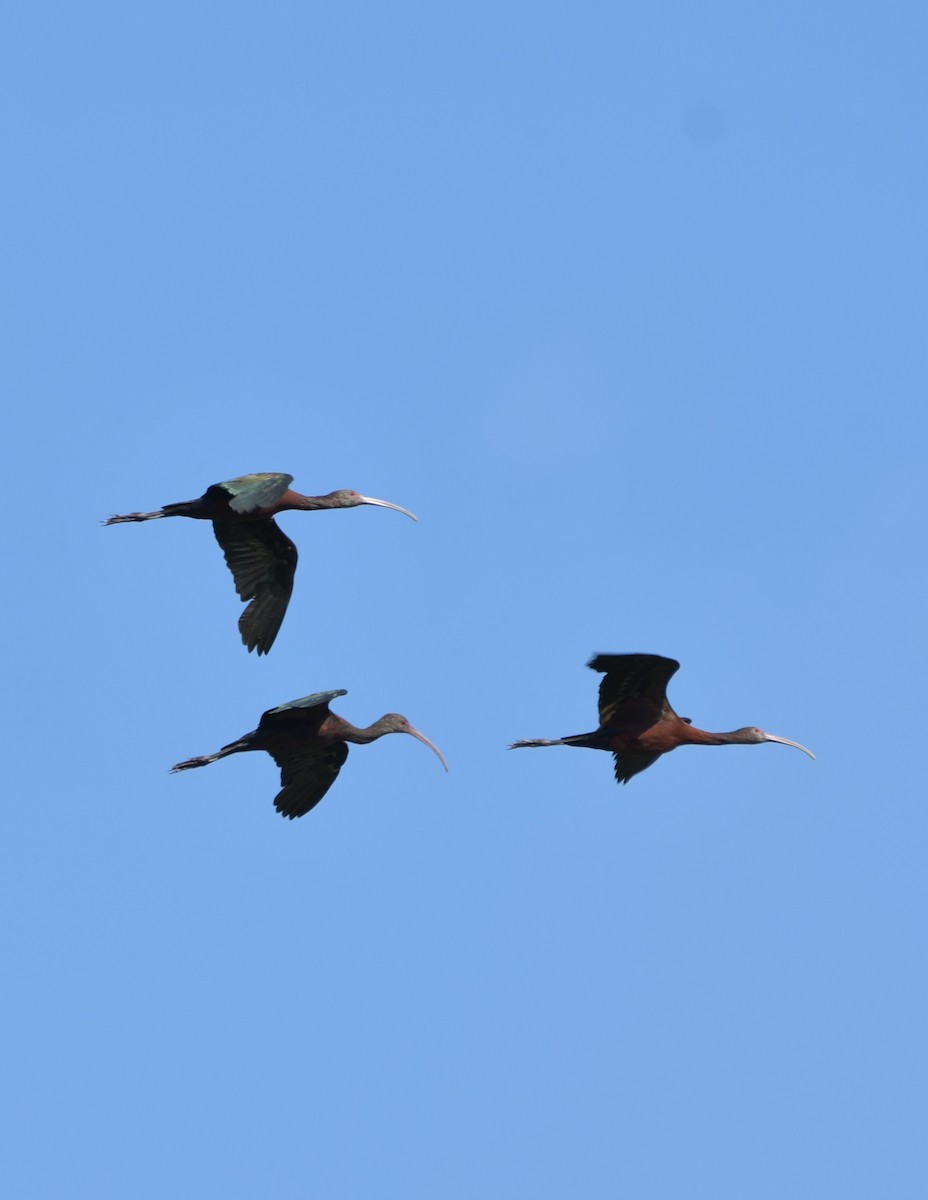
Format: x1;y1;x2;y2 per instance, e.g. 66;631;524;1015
3;2;926;1196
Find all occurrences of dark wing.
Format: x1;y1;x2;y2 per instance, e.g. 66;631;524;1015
258;690;347;728
220;473;293;515
212;518;297;655
587;654;681;728
269;743;349;819
612;750;663;785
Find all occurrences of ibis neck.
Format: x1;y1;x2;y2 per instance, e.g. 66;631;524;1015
282;490;332;512
679;724;745;747
334;718;388;745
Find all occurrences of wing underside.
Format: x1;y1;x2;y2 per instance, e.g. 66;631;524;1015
589;654;681;728
270;743;350;819
212;518;297;654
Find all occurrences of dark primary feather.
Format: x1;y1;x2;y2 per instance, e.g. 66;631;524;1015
269;743;349;819
212;519;298;655
261;690;350;817
588;654;681;728
611;750;663;785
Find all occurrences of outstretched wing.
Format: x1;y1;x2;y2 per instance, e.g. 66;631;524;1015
218;473;294;515
212;518;297;655
259;690;347;726
588;654;681;729
269;742;350;819
612;750;663;785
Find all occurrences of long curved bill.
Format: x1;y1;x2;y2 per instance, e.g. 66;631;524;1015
763;732;816;760
407;728;449;772
358;495;418;521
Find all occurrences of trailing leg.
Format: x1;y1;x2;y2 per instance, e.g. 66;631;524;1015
171;737;254;773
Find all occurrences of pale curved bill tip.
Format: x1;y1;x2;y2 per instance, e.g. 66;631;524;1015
765;733;816;760
408;728;450;772
359;495;418;521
